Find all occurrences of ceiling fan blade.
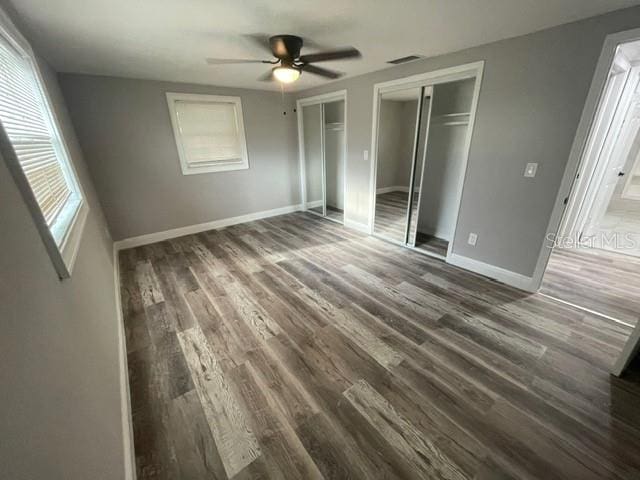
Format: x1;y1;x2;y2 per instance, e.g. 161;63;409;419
300;64;342;79
299;47;361;63
244;33;274;55
257;69;274;82
206;58;270;65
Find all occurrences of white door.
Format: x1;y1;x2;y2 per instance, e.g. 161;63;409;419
562;57;632;237
583;94;640;238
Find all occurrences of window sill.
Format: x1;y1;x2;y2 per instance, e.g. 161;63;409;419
181;162;249;175
58;199;89;277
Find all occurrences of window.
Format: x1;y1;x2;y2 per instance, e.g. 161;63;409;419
166;93;249;175
0;11;87;279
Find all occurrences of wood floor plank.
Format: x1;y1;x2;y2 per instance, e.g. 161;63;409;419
168;390;228;480
177;325;261;478
120;212;640;480
229;362;324;480
344;379;469;480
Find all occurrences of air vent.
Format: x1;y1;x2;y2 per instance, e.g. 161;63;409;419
387;55;424;65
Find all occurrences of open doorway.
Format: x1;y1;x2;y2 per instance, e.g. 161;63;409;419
540;35;640;375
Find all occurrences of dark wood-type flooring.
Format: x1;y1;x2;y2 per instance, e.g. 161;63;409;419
325;205;344;223
415;231;449;257
375;191;448;257
374;190;414;243
119;212;640;480
541;247;640;326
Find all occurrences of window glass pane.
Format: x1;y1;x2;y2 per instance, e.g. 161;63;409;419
0;34;76;232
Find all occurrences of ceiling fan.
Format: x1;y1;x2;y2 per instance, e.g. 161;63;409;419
206;34;361;84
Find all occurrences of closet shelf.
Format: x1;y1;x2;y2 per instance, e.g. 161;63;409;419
325;122;344;131
432;120;469;126
434;112;470;118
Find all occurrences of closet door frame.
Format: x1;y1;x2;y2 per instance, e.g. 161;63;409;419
368;61;484;259
297;90;348;224
408;90;435;247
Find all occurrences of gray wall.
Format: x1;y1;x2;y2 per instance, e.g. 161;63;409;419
376;99;418;189
59;74;300;241
295;5;640;276
0;48;126;480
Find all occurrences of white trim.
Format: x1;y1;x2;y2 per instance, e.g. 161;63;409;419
376;185;410;194
621;152;640;199
306;199;324;208
0;5;89;279
113;245;136;480
320;103;327;216
297;90;348;107
59;201;88;273
166;92;249;175
374;61;486;93
445;66;484;259
612;322;640;376
114;204;302;250
296;90;347;224
539;293;635;328
448;253;536;292
368;61;485;251
409;90;435;247
531;28;640;293
529;27;640;377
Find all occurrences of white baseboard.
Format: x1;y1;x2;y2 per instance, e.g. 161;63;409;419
114;204;302;250
344;217;370;234
305;199;324;208
113;245;136;480
376;185;409;194
447;252;536;292
376;186;421;195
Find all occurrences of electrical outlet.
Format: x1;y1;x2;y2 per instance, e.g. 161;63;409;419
524;162;538;178
363;150;369;161
468;233;478;246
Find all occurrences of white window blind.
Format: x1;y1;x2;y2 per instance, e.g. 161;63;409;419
167;93;249;175
0;34;74;228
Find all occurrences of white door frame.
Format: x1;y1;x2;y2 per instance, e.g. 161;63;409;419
528;27;640;376
559;55;634;239
621;146;640;199
531;28;640;290
368;61;485;260
297;90;347;224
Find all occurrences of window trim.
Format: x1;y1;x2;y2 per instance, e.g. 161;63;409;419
0;7;89;279
166;92;250;175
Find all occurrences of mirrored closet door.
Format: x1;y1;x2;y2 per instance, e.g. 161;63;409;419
372;68;480;259
302;103;324;216
373;87;422;243
300;94;346;224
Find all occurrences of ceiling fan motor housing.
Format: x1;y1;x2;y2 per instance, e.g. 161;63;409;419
270;35;304;61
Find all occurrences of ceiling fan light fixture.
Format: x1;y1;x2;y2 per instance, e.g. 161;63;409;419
273;65;300;83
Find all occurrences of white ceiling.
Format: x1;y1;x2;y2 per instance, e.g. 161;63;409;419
10;0;640;92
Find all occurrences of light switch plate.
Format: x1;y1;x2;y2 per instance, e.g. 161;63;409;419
468;233;478;246
524;162;538;178
363;150;369;161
